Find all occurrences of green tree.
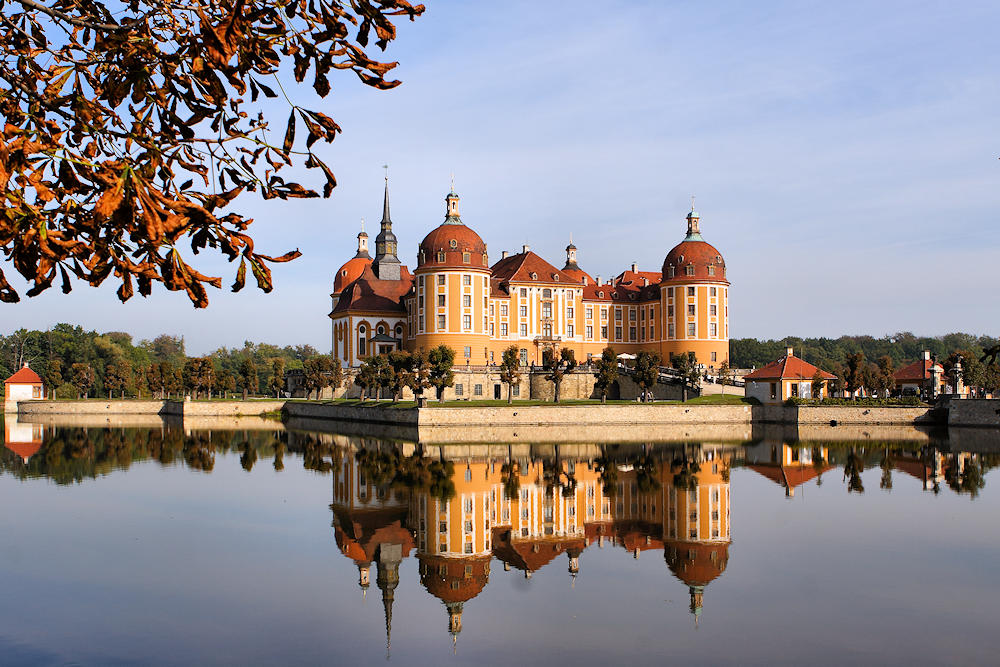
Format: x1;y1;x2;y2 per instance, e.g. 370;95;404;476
214;369;237;399
387;351;414;402
238;358;258;400
718;359;732;396
542;347;577;404
269;358;286;398
105;358;133;398
671;352;700;401
634;350;661;402
844;352;866;398
427;345;456;402
811;369;825;400
70;363;95;399
499;345;522;404
42;359;62;400
354;356;379;401
409;351;432;403
594;347;619;404
303;355;339;400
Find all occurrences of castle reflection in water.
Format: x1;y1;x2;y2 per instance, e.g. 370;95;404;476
332;441;731;650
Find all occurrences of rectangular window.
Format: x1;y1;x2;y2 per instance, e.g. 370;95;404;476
462;315;472;330
474;384;483;396
463;345;471;358
629;310;636;321
687;323;696;336
710;304;717;316
601;325;608;338
615;326;622;340
668;324;674;338
513;383;521;396
418;295;424;309
567;307;574;319
500;304;508;317
519;349;528;366
711;352;717;362
463;274;471;285
770;383;777;399
542;303;552;318
463;295;471;307
687;304;695;316
668;305;674;317
456;384;464;396
687;286;695;296
686;265;695;276
629;326;636;340
438;275;446;285
519;288;527;297
710;323;717;337
707;265;715;276
649;326;654;339
567;325;574;337
615;309;622;321
791;383;799;397
710;287;717;296
438;294;446;307
586;326;593;339
501;323;508;336
463;252;471;264
519;305;527;317
586;307;593;319
519;324;528;337
438;315;446;329
489;303;494;316
489;323;494;336
601;307;607;319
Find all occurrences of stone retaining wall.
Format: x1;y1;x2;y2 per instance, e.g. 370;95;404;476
944;399;1000;428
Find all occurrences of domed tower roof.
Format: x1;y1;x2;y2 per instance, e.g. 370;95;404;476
417;189;489;271
333;220;373;293
418;553;491;604
661;208;728;285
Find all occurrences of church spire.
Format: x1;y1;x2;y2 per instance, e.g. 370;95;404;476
372;171;401;280
355;218;370;258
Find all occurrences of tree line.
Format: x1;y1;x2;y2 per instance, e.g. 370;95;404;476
730;332;1000;397
0;324;325;399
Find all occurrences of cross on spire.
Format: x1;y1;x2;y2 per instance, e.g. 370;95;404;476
691;195;696;211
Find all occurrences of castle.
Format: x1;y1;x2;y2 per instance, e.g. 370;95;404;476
331;179;730;370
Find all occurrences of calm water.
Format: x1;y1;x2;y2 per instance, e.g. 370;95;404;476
1;416;998;666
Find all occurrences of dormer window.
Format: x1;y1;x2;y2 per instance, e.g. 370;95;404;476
678;254;684;263
482;253;488;266
685;265;695;276
599;291;604;298
531;272;537;280
437;251;446;262
716;255;722;263
554;274;559;281
668;266;675;278
462;252;471;264
708;265;716;276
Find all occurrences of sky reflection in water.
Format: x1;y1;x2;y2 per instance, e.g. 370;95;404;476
1;417;998;666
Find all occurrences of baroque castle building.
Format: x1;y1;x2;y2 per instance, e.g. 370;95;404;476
331;180;730;369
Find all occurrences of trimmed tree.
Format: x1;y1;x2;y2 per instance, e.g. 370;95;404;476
499;345;522;404
105;358;133;398
303;355;338;400
70;362;95;399
428;345;456;402
718;359;732;396
409;351;432;404
269;358;286;398
542;347;577;404
387;351;414;402
594;346;619;404
238;357;258;400
811;369;825;400
354;356;379;401
634;350;661;402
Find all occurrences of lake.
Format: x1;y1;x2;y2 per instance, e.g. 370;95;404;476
1;415;998;666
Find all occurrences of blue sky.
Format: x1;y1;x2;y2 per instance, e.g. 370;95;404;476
4;0;999;354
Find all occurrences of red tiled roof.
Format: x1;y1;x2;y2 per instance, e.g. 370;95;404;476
894;359;932;382
329;264;412;316
661;239;729;285
4;440;42;461
333;256;373;293
490;251;578;285
418;223;489;271
562;266;594;285
614;269;662;288
747;463;835;489
743;355;836;381
664;540;729;588
418;553;491;604
4;365;43;385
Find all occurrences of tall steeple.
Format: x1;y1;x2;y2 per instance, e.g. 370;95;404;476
563;236;579;270
376;544;402;659
373;170;401;280
443;185;462;225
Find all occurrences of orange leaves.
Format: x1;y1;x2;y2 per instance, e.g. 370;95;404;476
1;0;425;308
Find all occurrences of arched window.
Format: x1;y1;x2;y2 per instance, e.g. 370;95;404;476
377;325;385;335
530;272;537;280
437;251;446;262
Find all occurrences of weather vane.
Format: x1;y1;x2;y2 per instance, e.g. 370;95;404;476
382;164;388;182
691;195;696;211
450;172;455;191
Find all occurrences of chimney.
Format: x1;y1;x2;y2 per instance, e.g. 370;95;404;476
522;244;530;254
922;350;931;361
501;250;509;259
786;346;794;357
596;275;602;285
631;262;638;273
642;277;649;286
582;276;588;286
